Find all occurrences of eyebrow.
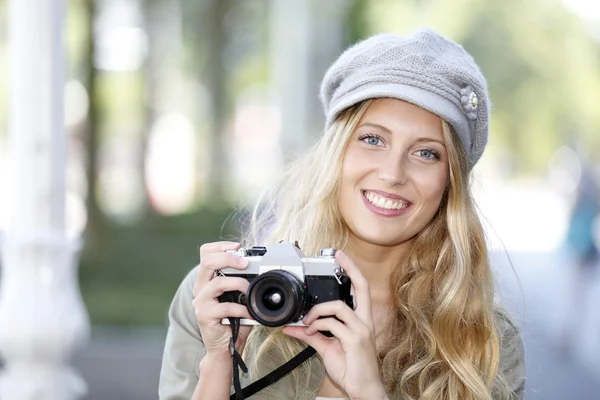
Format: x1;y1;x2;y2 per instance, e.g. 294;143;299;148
359;122;392;133
415;137;446;146
358;122;446;146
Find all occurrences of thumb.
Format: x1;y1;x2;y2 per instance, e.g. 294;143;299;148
282;326;327;354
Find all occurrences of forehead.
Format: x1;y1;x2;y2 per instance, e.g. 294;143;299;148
358;98;443;138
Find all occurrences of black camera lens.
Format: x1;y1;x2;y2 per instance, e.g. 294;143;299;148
262;289;284;311
246;270;306;327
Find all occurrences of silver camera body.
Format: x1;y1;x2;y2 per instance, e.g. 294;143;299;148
216;242;354;327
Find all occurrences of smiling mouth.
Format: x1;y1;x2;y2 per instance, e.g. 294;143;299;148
361;190;410;210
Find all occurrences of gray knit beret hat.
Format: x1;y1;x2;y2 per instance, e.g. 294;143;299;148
320;27;490;167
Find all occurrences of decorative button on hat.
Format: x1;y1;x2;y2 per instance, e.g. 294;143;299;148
461;86;479;120
320;27;490;168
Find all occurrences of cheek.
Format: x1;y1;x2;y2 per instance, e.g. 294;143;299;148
417;169;448;206
340;148;366;187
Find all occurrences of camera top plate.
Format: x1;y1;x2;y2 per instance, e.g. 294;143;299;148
220;242;343;280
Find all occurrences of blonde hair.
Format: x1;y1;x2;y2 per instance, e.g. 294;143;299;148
238;100;513;400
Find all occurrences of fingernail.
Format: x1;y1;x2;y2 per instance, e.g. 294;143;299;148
238;257;248;267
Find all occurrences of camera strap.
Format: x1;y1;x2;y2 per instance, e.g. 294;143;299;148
229;318;317;400
228;316;248;400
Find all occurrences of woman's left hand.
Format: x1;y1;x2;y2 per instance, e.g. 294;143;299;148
282;250;388;400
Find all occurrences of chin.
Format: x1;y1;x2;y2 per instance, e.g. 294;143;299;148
352;229;410;247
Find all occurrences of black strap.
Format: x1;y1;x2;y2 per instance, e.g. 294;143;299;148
229;317;249;400
229;325;317;399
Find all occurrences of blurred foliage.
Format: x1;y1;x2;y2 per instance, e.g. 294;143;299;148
96;72;145;137
345;0;371;44
79;206;239;326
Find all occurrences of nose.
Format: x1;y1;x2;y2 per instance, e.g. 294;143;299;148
378;153;408;186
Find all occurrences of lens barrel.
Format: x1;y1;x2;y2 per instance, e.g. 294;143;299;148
246;270;306;326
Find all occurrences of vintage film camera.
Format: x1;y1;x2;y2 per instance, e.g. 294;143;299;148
216;242;354;327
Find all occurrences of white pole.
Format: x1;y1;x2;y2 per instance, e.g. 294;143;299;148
0;0;90;398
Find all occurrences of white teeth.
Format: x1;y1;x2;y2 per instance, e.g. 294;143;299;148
363;191;409;210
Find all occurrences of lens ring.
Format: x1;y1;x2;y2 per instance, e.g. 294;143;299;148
246;270;305;327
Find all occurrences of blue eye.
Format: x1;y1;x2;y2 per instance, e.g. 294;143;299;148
418;149;440;160
359;134;383;146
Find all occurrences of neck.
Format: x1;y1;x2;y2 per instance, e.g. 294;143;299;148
342;234;412;306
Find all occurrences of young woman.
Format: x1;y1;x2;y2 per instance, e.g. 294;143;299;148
159;28;526;400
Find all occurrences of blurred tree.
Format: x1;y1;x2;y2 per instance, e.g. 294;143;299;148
204;0;231;201
180;0;232;203
82;0;155;232
142;0;177;214
270;0;356;161
82;0;111;253
141;0;157;214
346;0;370;44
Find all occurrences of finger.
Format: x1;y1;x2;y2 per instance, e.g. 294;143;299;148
194;241;243;295
200;276;250;300
194;300;252;323
194;252;249;294
335;250;372;323
281;326;331;354
304;318;351;340
302;301;361;331
199;241;240;258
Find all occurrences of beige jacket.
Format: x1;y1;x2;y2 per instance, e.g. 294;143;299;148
158;267;526;399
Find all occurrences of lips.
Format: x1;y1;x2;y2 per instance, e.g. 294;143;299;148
359;190;412;218
361;190;411;210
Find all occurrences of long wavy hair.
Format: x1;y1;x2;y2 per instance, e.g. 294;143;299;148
237;100;513;400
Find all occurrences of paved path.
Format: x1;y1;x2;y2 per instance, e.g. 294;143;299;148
73;326;166;400
69;251;600;399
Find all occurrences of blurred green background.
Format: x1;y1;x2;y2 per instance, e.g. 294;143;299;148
1;0;599;327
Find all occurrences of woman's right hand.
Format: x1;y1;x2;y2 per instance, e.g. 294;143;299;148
192;241;254;360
